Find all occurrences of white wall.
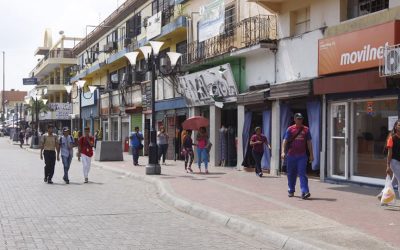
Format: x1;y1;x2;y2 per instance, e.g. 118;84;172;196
276;29;323;82
390;0;400;8
245;50;275;87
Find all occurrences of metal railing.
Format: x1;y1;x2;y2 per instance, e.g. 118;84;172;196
33;49;74;73
185;15;277;65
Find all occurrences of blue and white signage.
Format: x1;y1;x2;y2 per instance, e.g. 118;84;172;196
198;0;225;42
23;78;38;85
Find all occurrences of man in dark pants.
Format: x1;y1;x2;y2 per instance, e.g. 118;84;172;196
40;124;60;184
130;126;143;166
250;127;270;178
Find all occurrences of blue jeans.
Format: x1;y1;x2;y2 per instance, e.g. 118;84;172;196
286;155;309;194
132;146;140;165
158;144;168;163
61;155;72;181
197;148;208;170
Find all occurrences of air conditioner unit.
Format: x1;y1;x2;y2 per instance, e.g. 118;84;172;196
384;47;400;76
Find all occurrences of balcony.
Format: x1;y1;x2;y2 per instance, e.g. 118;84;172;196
31;49;76;79
247;0;289;13
185;15;277;65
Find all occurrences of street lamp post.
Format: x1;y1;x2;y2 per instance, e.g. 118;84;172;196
65;80;97;133
1;51;4;122
124;41;182;175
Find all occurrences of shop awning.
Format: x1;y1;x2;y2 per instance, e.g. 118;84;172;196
237;87;270;105
313;69;387;95
269;78;313;99
155;97;187;112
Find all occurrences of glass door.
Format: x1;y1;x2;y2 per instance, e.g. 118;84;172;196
330;103;349;179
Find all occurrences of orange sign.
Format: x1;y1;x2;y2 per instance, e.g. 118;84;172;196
318;21;400;76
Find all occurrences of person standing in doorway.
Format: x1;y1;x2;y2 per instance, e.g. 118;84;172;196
196;127;209;174
59;127;74;184
157;126;169;165
250;127;269;178
281;113;314;199
130;126;143;166
40;124;60;184
78;127;94;183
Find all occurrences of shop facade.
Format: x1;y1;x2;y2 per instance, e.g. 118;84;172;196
316;21;400;185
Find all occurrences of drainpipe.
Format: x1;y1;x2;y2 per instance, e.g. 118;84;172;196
272;47;278;83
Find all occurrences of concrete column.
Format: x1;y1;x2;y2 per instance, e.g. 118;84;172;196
320;95;327;181
107;117;111;141
236;105;245;171
209;105;221;167
60;92;63;103
270;100;281;176
60;65;64;85
118;116;122;141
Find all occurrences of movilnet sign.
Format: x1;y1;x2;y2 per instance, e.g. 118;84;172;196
318;21;399;76
178;63;238;106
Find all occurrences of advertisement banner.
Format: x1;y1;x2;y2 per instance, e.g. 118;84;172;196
48;103;72;120
147;12;162;40
178;63;238;106
318;21;399;76
198;0;225;42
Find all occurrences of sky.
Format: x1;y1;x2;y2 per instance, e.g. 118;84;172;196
0;0;124;92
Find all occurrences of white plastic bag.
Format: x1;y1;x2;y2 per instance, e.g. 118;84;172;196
381;175;396;206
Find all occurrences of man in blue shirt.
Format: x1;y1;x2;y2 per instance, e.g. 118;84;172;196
130;126;143;166
59;127;74;184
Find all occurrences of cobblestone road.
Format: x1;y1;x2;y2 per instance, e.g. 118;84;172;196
0;138;271;250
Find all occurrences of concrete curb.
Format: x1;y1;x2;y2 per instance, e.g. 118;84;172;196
18;144;331;249
90;161;331;250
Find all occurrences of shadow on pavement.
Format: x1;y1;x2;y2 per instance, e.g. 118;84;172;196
328;186;379;197
308;197;337;202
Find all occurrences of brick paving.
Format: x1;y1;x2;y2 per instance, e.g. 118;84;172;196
0;138;271;250
92;150;400;249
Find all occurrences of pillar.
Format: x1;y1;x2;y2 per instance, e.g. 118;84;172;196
320;95;327;181
60;65;64;85
270;100;280;176
118;116;122;141
107;117;111;141
236;105;245;170
209;105;221;167
60;92;63;103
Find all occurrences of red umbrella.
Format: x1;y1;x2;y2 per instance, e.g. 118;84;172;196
182;116;209;131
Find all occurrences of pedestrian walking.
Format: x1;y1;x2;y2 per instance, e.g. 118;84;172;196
182;130;194;173
18;130;25;148
196;127;209;174
40;124;60;184
78;127;94;183
250;127;269;177
157;126;169;165
73;128;79;146
59;127;74;184
384;119;400;196
281;113;314;199
130;126;143;166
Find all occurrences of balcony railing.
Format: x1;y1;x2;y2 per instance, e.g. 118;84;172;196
185;15;277;65
33;49;75;73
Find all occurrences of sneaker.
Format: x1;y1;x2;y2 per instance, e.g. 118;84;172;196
377;192;383;201
47;179;53;184
302;192;311;200
188;168;194;173
259;173;263;178
288;192;294;197
205;170;209;174
44;177;48;183
84;178;88;183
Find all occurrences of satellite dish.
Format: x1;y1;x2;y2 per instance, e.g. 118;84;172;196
59;30;64;35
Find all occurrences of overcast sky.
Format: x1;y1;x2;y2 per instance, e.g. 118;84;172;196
0;0;124;92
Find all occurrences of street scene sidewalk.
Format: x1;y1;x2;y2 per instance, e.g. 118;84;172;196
19;141;399;249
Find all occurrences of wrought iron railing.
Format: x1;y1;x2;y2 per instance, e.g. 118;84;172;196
185;15;277;65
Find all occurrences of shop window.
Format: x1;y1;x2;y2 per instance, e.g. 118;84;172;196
347;0;389;20
291;6;310;36
352;99;397;179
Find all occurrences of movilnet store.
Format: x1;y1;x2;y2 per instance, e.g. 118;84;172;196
315;21;400;185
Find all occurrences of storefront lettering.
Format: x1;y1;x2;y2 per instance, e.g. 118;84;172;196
340;42;389;66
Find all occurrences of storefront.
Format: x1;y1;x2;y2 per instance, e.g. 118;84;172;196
155;97;188;161
178;63;239;167
316;21;400;185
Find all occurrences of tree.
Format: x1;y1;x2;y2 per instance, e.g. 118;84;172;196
25;100;50;125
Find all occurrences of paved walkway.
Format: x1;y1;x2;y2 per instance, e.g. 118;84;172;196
19;140;400;249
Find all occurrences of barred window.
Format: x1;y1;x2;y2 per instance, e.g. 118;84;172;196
225;5;236;37
348;0;389;19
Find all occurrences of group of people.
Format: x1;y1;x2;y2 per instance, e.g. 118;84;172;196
40;124;95;184
249;113;313;200
129;125;211;174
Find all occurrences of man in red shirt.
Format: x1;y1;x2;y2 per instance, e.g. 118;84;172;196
250;127;270;177
78;127;94;183
281;113;314;199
